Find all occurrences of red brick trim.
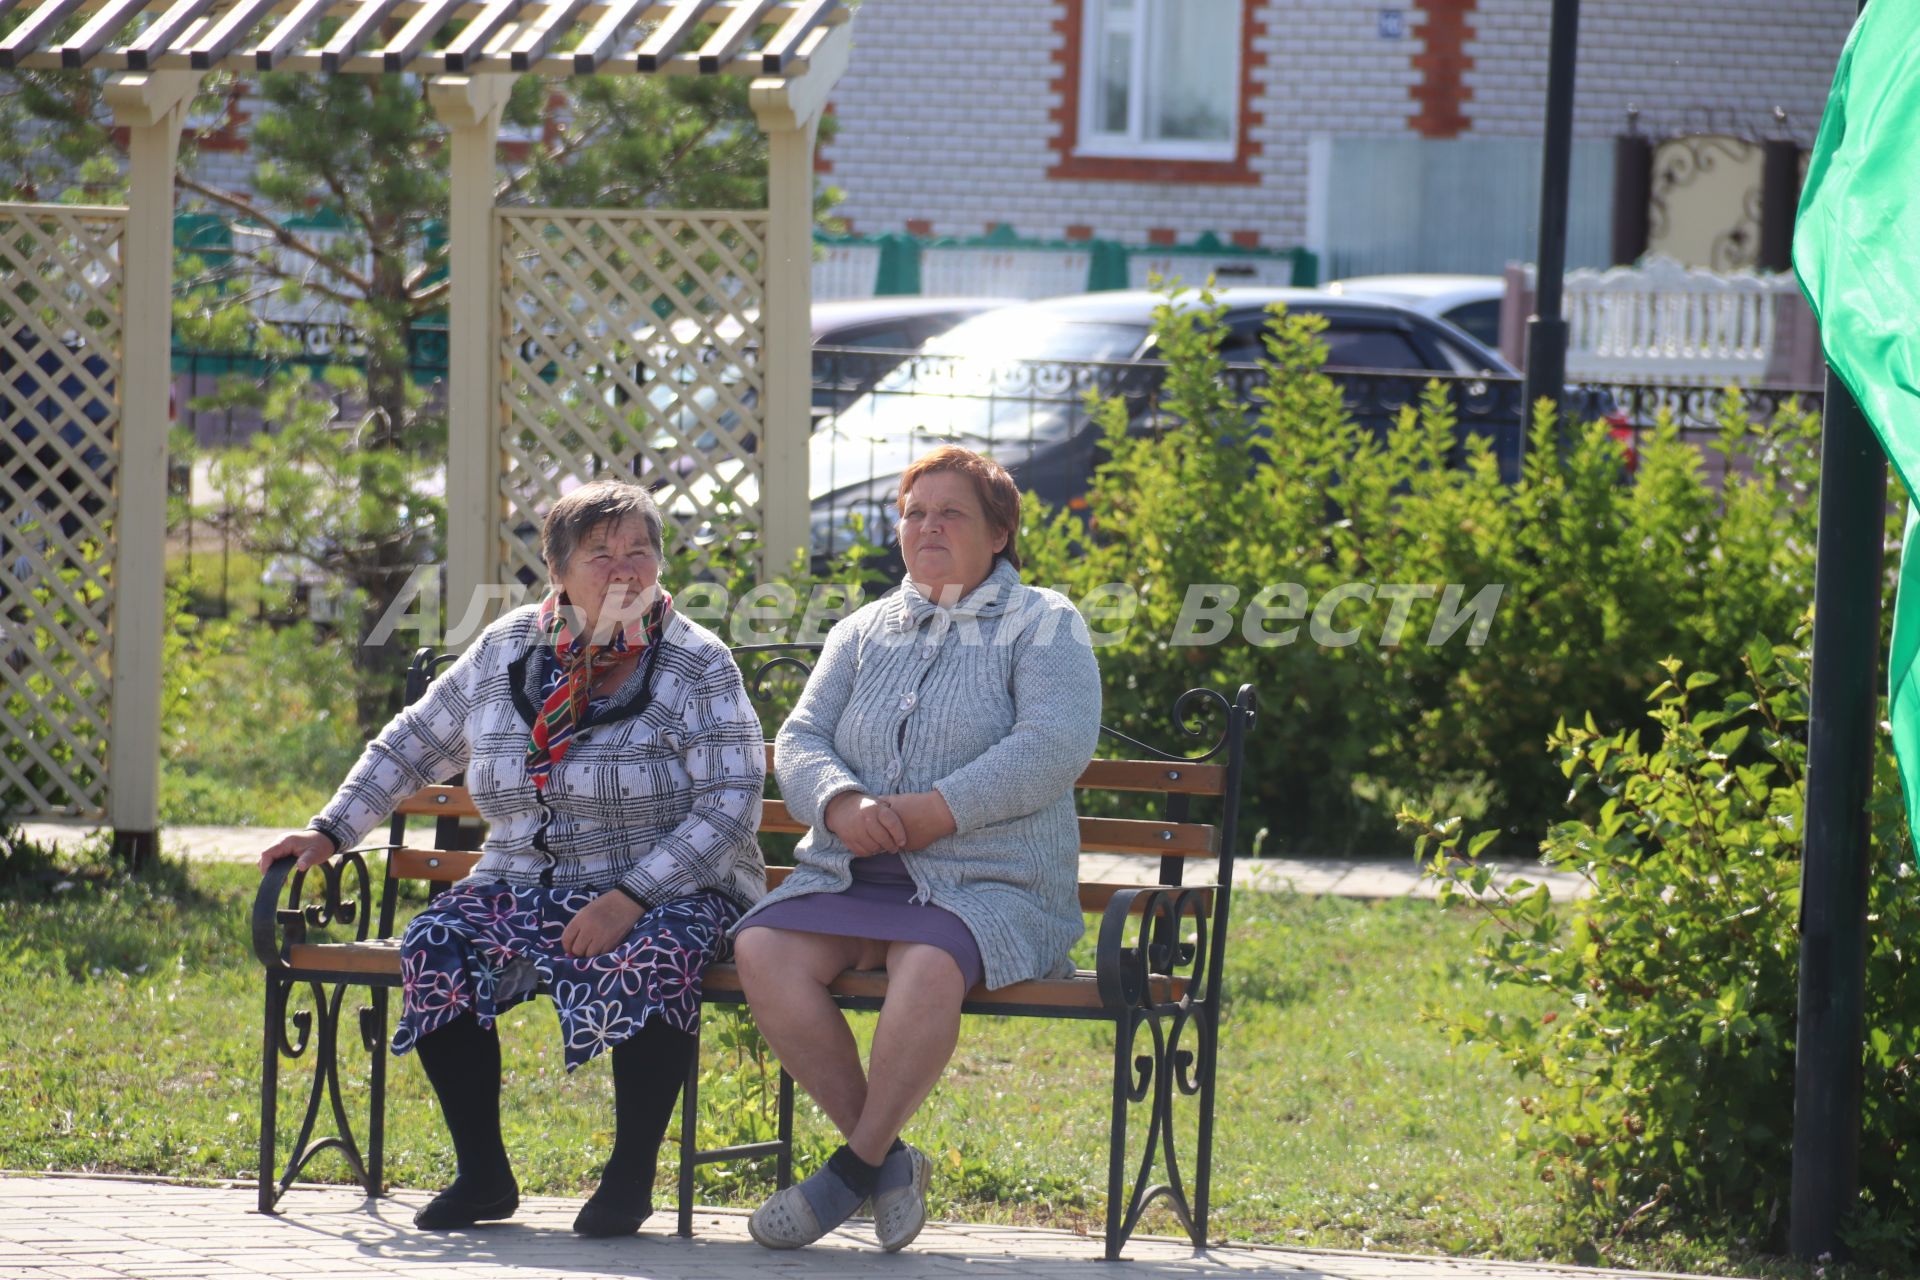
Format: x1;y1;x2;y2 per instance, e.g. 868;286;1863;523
1147;227;1177;246
193;82;253;154
1065;224;1095;240
1047;0;1264;186
905;218;934;236
1408;0;1476;138
1230;229;1261;249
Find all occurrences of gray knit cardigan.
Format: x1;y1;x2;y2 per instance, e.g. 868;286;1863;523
308;604;767;911
735;559;1103;989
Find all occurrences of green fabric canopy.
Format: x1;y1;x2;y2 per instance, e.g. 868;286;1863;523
1793;1;1920;846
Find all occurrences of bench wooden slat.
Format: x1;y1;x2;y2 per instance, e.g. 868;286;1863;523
388;846;484;880
760;744;1227;796
392;790;1218;858
281;942;1188;1010
1076;758;1227;795
393;785;481;818
758;799;1217;857
380;852;1211;916
397;746;1227;838
287;938;402;975
762;865;1211;916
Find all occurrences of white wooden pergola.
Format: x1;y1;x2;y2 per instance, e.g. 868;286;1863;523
0;0;850;858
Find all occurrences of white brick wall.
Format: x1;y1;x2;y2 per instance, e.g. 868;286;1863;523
821;0;1854;254
1464;0;1847;139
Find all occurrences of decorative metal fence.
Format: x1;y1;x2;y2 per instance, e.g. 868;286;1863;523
805;347;1825;560
161;336;1826;620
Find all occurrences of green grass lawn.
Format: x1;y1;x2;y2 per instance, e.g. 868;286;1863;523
0;852;1822;1276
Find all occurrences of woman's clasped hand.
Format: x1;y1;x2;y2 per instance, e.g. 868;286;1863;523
822;789;957;856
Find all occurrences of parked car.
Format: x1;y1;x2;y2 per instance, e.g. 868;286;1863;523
809;296;1022;405
1325;273;1507;349
628;296;1021;435
806;287;1520;560
585;298;1019;554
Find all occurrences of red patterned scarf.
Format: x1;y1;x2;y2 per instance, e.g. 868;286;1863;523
526;588;672;790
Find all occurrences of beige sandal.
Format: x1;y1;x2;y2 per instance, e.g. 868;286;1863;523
748;1182;830;1250
872;1145;932;1253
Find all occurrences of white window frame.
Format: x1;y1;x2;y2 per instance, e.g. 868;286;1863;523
1076;0;1242;163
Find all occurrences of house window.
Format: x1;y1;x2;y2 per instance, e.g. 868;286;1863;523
1080;0;1241;161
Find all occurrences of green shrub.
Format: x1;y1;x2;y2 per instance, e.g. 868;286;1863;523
1407;637;1920;1268
1019;286;1830;852
158;592;364;827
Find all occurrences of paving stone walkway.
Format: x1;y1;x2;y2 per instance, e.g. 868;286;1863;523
0;1176;1708;1280
15;821;1591;901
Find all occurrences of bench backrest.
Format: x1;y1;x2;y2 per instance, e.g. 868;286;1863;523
377;641;1255;999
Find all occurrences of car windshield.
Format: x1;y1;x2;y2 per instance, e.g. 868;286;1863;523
810;317;1146;497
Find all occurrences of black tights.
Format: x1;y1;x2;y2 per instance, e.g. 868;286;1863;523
413;1009;697;1206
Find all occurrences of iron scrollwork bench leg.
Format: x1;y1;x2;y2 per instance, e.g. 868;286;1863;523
1097;886;1214;1259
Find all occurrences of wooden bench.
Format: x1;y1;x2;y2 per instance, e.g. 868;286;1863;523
252;643;1255;1259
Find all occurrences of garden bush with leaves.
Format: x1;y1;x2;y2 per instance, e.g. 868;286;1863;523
1018;286;1831;851
1406;639;1920;1267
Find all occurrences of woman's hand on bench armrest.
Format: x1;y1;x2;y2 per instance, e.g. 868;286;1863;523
256;830;337;874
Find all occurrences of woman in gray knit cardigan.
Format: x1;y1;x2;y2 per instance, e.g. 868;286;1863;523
733;446;1102;1253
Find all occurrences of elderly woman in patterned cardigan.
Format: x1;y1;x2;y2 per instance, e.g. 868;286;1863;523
256;480;765;1237
732;445;1103;1253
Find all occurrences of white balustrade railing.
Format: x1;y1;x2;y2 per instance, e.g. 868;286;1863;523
1517;255;1807;386
919;246;1093;300
811;242;882;301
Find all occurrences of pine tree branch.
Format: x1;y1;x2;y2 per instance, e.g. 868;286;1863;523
175;176;375;296
212;241;369;312
493;110;615;204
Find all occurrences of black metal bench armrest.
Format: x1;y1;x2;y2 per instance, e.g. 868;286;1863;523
251;846;380;972
1094;885;1213;1011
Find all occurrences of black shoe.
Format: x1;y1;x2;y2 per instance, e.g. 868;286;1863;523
573;1188;653;1238
413;1182;519;1230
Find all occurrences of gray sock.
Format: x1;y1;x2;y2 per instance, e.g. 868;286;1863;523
796;1146;880;1231
875;1140;914;1194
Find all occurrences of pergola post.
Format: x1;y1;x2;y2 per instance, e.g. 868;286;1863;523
752;25;847;578
428;75;513;643
757;115;817;576
105;70;199;868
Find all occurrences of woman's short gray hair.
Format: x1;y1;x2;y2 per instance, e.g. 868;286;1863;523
541;480;666;579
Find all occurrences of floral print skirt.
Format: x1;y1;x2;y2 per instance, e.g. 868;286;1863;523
391;880;741;1070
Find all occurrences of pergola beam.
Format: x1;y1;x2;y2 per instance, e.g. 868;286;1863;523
3;0;846;75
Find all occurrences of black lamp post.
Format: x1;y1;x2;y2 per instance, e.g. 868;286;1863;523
1790;2;1880;1259
1520;0;1581;436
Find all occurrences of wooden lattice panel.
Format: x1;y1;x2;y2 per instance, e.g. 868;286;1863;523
497;209;767;580
0;205;125;819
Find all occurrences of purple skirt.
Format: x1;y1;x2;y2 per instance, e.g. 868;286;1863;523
392;880;741;1070
738;854;985;990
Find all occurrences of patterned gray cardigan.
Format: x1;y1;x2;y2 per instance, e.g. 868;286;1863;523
308;604;767;911
736;559;1103;989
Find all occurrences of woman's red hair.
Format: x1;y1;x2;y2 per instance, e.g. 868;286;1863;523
898;445;1023;570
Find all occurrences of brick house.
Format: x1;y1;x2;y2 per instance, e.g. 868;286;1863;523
818;0;1854;277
